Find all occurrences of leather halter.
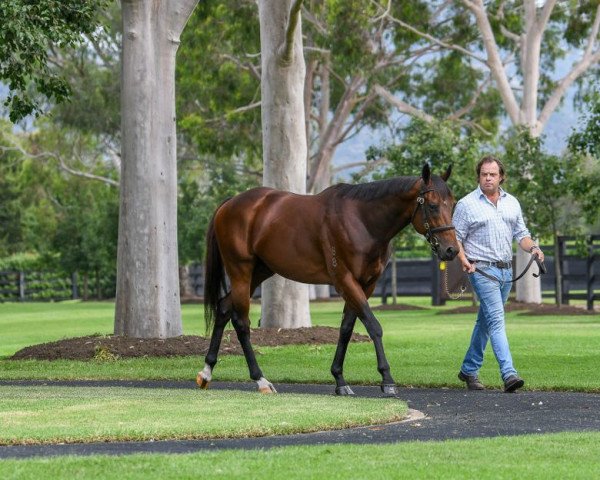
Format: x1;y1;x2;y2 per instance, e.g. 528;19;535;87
411;185;455;252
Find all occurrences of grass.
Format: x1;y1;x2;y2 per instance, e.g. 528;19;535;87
1;432;599;479
0;385;407;445
1;299;599;477
1;299;599;392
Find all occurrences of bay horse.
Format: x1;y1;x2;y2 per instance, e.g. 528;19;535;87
198;163;459;395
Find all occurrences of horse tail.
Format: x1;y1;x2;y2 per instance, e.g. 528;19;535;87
204;209;227;335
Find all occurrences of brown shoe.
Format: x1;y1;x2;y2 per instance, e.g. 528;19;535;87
503;375;525;393
458;371;485;390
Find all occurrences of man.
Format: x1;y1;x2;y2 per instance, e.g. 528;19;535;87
452;156;544;393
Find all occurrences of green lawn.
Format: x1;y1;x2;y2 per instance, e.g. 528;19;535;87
0;385;407;445
1;432;599;479
1;299;599;392
1;299;599;477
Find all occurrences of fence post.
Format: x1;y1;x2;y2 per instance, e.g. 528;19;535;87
559;237;569;305
391;252;398;305
71;272;79;300
18;271;26;301
587;236;594;311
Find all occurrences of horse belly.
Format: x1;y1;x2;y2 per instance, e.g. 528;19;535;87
252;203;330;284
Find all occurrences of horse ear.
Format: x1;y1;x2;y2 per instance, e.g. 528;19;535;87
442;164;452;181
421;163;431;184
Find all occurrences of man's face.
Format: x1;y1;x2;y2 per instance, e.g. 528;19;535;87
478;161;502;195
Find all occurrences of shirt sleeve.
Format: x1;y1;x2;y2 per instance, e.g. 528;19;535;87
452;201;468;244
512;199;531;243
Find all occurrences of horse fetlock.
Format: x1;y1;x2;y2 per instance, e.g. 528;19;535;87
257;377;277;394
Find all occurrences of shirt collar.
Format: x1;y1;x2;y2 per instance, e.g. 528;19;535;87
476;185;507;199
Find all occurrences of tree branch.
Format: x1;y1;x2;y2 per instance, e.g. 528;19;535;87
0;145;119;187
220;54;261;82
373;85;435;123
446;76;490;120
537;0;558;34
280;0;304;66
385;11;488;66
537;4;600;132
203;101;262;125
462;0;521;124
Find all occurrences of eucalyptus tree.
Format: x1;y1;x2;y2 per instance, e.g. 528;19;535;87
115;0;198;338
257;0;311;328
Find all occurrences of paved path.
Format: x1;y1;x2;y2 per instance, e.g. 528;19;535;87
1;380;599;459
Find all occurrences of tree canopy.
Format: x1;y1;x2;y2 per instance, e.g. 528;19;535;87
0;0;108;122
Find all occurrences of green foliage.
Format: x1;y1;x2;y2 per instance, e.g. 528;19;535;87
0;122;119;293
369;119;482;200
0;0;108;122
0;252;48;271
177;0;262;160
568;91;600;158
503;127;600;240
366;118;483;249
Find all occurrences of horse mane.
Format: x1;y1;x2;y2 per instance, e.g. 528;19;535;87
330;176;419;202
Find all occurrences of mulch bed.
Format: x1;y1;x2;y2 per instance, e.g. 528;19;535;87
371;303;427;311
9;326;371;361
442;301;598;316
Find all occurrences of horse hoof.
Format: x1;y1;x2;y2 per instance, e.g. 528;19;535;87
196;372;210;389
335;385;355;396
381;384;397;396
258;384;277;394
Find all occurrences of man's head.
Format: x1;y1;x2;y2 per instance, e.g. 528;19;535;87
476;156;505;196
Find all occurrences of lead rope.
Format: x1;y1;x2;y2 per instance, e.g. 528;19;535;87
443;264;468;300
443;254;547;300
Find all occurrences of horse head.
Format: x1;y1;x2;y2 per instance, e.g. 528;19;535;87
411;163;460;261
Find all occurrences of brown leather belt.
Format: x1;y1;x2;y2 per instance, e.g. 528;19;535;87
469;260;512;269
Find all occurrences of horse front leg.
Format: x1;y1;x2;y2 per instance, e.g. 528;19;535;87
331;305;357;395
340;281;397;396
197;294;232;389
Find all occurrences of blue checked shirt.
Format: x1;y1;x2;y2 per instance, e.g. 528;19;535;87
452;186;530;263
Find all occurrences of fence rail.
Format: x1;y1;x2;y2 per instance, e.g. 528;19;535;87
3;235;599;309
0;271;114;302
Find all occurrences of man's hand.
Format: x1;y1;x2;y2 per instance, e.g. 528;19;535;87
530;245;545;262
461;257;476;273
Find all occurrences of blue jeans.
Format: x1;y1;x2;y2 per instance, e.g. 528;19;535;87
460;265;517;381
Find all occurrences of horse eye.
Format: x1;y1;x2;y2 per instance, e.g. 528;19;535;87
429;204;439;213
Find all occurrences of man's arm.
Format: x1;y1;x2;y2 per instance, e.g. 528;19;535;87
518;237;545;262
457;242;476;273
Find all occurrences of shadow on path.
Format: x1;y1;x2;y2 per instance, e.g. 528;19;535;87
1;380;599;459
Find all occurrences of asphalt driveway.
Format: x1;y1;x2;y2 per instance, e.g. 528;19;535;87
1;380;599;459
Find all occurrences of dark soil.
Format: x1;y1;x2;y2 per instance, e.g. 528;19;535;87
371;303;427;311
442;301;598;316
10;327;371;361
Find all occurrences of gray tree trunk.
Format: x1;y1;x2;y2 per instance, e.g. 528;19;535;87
515;247;541;303
258;0;311;328
115;0;198;338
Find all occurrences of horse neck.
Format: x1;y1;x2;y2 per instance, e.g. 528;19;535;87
358;184;419;243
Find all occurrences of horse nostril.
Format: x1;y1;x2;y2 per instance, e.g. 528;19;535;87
447;246;458;258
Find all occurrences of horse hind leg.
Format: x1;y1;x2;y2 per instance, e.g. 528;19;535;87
231;264;276;393
197;294;232;389
231;308;277;393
